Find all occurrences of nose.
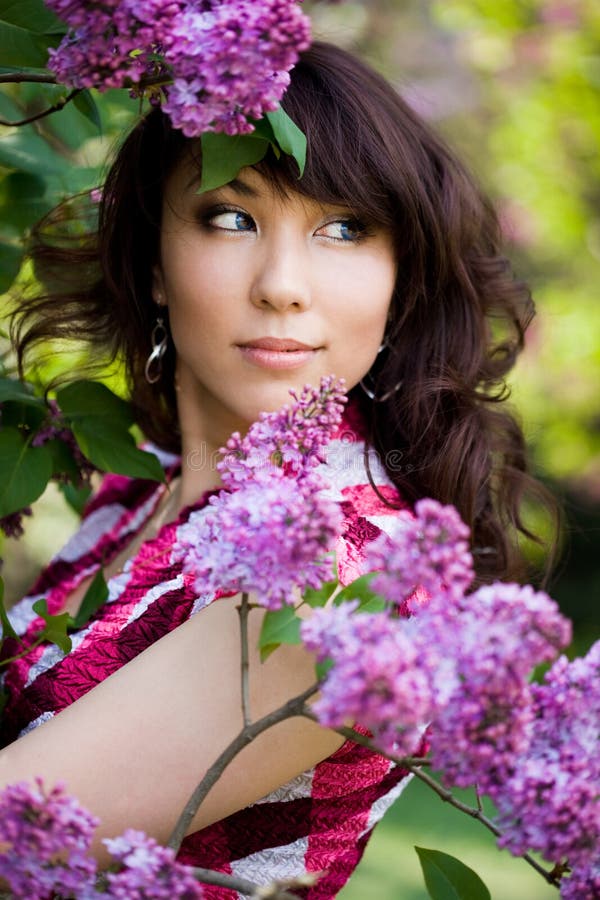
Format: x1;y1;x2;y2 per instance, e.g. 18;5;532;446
249;229;312;312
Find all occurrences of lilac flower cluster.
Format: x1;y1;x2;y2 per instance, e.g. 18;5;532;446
46;0;311;137
0;506;33;539
429;583;572;791
104;829;204;898
301;580;570;768
494;642;600;897
364;497;474;614
302;601;447;755
0;778;98;898
219;375;346;487
32;398;96;486
0;781;205;898
175;377;346;609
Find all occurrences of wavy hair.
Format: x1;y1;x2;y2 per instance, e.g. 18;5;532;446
11;41;558;585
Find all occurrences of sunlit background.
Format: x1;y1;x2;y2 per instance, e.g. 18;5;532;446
1;1;599;896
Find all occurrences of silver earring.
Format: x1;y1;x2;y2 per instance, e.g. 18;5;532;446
360;341;402;402
144;317;168;384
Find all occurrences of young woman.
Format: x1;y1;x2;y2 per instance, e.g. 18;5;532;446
0;41;552;897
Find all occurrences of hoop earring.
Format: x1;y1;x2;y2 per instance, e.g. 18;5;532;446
359;340;402;402
359;374;403;403
144;317;168;384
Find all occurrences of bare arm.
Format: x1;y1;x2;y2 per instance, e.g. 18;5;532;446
0;595;343;863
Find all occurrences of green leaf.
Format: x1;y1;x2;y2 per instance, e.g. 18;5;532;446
0;241;23;293
259;605;301;662
72;420;165;481
333;573;387;613
303;578;339;607
31;598;72;654
0;378;46;407
0;576;18;640
0;21;50;67
69;568;108;630
0;0;66;35
265;107;307;177
59;481;92;516
45;436;82;481
72;90;102;131
0;172;49;233
199;132;270;193
0;130;68;176
0;430;53;517
315;657;334;680
56;380;134;427
415;847;491;900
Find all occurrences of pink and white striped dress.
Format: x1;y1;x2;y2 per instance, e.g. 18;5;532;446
0;403;415;898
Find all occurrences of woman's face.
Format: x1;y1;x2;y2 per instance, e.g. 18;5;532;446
153;162;397;442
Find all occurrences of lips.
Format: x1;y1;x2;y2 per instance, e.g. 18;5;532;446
237;337;320;370
239;337;316;351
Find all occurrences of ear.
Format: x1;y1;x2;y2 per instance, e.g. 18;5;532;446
152;265;167;307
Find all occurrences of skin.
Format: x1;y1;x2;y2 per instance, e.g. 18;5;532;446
0;162;397;863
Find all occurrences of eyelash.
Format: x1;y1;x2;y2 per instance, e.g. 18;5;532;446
201;204;371;243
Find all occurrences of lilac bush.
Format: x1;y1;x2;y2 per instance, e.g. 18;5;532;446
45;0;311;136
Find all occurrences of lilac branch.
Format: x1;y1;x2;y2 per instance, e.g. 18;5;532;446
0;88;81;127
166;683;319;853
238;592;252;727
190;866;305;898
301;712;561;889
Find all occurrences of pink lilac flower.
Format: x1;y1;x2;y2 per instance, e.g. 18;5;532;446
177;472;341;609
493;642;600;875
303;577;571;786
46;0;311;137
219;376;346;489
0;778;98;898
429;583;572;791
364;498;474;614
560;861;600;900
104;829;203;898
161;0;310;136
32;398;96;486
46;0;182;90
175;377;346;608
0;507;33;539
301;604;449;756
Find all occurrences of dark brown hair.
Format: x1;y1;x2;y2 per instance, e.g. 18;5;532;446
11;41;558;585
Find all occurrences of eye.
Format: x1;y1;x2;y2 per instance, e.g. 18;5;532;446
206;207;255;232
317;218;368;242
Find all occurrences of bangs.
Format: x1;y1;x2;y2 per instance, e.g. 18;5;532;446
252;42;402;227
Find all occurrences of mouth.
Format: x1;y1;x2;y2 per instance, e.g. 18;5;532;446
237;337;321;370
239;337;317;352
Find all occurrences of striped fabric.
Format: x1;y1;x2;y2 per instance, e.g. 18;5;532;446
0;403;415;898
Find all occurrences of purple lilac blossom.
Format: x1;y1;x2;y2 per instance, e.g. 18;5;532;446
176;472;342;610
303;575;571;787
429;583;572;790
175;377;346;608
46;0;311;137
219;375;346;488
493;641;600;886
364;497;474;614
32;398;96;486
0;779;98;898
301;603;447;755
104;829;203;898
0;507;33;539
162;0;311;136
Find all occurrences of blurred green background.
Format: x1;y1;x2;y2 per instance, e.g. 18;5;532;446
1;0;599;897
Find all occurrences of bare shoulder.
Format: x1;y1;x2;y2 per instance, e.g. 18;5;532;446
0;596;343;860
